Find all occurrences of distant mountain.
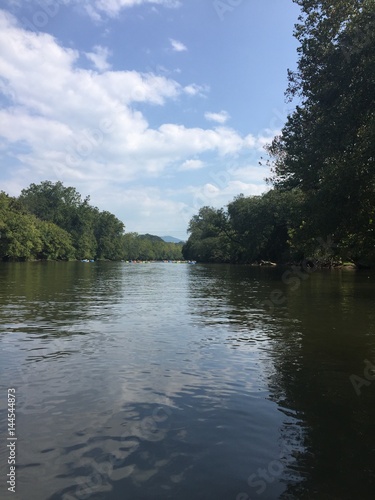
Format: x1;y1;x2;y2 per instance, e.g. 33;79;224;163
138;233;164;242
161;236;184;243
138;234;184;244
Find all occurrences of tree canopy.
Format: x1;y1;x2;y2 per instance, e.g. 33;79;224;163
267;0;375;264
184;0;375;267
0;181;183;262
183;190;306;264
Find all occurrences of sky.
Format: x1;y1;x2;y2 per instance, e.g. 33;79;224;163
0;0;300;239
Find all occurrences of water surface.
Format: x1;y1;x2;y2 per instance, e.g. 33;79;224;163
0;262;374;499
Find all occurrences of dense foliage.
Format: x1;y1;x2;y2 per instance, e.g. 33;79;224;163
123;233;183;261
183;190;306;264
0;181;183;262
268;0;375;265
184;0;375;266
0;191;75;261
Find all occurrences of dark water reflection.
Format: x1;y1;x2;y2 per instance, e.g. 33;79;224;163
0;262;374;499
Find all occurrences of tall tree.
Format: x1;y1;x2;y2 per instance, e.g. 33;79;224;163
19;181;85;230
228;189;304;263
267;0;375;263
0;191;76;261
94;210;125;260
18;181;127;260
183;206;232;262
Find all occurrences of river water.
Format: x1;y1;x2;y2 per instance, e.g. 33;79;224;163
0;262;374;499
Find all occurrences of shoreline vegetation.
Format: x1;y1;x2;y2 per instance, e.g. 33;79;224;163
180;191;374;270
0;181;183;263
182;1;374;269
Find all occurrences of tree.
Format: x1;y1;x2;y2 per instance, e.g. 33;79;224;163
0;211;42;260
18;181;128;261
38;221;75;260
123;232;140;260
0;192;42;260
183;206;232;262
0;191;76;261
19;180;85;229
267;0;375;264
94;210;125;260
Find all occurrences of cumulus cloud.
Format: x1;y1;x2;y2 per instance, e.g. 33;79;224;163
0;9;270;233
86;184;189;236
179;159;205;171
204;110;230;124
3;0;182;22
183;83;209;97
77;0;182;20
85;45;112;72
183;180;268;219
0;11;259;178
228;164;269;183
169;38;187;52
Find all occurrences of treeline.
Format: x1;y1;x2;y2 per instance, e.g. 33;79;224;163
0;181;183;261
182;190;305;264
183;0;375;267
123;233;184;261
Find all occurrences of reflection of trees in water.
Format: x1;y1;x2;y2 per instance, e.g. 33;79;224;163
0;261;124;335
186;264;282;335
260;270;375;498
186;265;306;496
0;262;127;415
187;265;375;498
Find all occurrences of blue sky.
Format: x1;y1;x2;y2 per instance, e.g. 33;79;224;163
0;0;300;238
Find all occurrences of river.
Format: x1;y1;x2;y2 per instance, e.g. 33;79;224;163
0;262;374;499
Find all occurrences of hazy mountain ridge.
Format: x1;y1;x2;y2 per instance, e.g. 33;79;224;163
161;236;184;243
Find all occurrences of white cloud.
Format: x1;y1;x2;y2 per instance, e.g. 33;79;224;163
205;110;230;124
85;45;112;71
255;128;279;150
88;185;189;236
184;180;268;216
82;3;103;22
169;38;187;52
228;165;269;184
244;132;277;151
4;0;182;22
0;10;270;233
183;83;209;97
76;0;182;20
179;159;205;171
